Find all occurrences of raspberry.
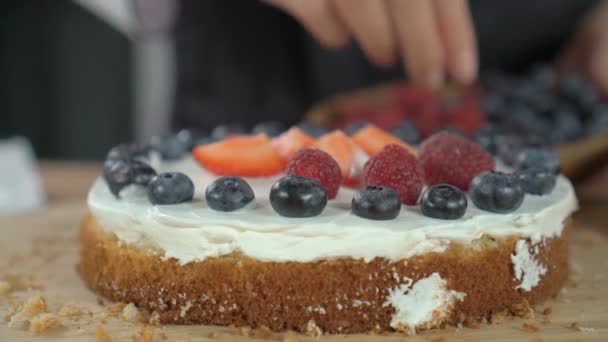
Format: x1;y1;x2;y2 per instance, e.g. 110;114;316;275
363;144;422;205
285;148;342;199
418;132;495;190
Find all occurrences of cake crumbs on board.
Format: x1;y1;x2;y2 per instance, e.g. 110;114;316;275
522;322;540;333
283;330;299;342
96;325;112;342
29;313;63;334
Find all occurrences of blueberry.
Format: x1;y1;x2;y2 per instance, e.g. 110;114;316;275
470;172;524;214
515;148;560;173
252;121;286;137
515;167;556;195
495;134;525;166
481;92;507;121
344;121;368;136
106;143;150;161
211;124;247;141
391;121;421;145
420;184;467;220
269;175;327;217
351;186;401;220
147;172;194;205
103;159;156;197
205;177;255;211
175;128;205;150
588;104;608;136
549;110;584;143
149;135;189;160
530;64;555;86
473;125;498;154
298;122;328;137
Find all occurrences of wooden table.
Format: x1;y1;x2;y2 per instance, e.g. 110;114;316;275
1;162;607;341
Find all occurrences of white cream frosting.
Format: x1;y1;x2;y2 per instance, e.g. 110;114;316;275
384;273;466;333
88;157;578;264
511;239;548;291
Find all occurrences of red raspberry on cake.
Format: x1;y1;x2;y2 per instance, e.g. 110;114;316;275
286;148;342;199
364;144;422;205
418;131;494;190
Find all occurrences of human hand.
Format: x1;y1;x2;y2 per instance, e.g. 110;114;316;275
264;0;478;90
558;1;608;95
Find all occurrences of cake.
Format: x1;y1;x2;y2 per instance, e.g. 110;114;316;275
79;126;577;335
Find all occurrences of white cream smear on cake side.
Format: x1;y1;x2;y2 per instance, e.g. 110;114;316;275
88;157;578;264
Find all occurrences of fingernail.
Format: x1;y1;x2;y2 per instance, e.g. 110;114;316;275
455;50;477;84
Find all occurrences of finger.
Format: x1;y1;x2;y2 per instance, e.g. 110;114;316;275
387;0;444;89
433;0;478;84
331;0;397;67
263;0;350;48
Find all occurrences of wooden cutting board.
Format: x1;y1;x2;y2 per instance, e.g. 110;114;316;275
0;162;607;341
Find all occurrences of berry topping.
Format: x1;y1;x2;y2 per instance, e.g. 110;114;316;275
418;132;495;191
351;186;401;220
298;122;328;137
313;131;357;183
269;175;327;218
252;121;286;137
147;172;195;205
514;148;560;174
193;134;285;176
352;124;416;156
103;159;156;197
285;148;342;199
420;184;467;220
106;143;150;161
470;171;524;213
473;125;499;155
148;135;189;160
210;124;247;141
271;127;315;161
391;120;421;145
205;177;255;211
363;144;422;205
515;167;556;195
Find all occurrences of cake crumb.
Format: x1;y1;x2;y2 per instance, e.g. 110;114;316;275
541;316;551;326
463;317;480;329
542;307;552;316
122;303;139;321
567;321;579;330
9;294;48;328
96;325;112;342
428;336;447;342
106;302;126;316
522;322;539;333
29;313;63;334
283;331;298;342
148;311;161;325
0;280;12;295
133;325;155;342
577;326;599;335
231;326;251;337
491;311;506;325
97;297;106;306
207;331;219;338
59;302;83;318
254;326;274;339
511;300;535;319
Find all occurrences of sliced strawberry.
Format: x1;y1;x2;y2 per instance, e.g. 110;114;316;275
193;134;285;176
352;124;416;156
271;127;315;161
313;131;357;183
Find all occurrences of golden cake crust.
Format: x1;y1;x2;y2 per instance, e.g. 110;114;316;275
79;213;570;334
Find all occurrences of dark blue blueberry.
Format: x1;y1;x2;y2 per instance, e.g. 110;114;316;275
252;121;286;137
530;64;555;87
103;159;156;197
106;143;150;161
420;184;467;220
495;134;525;166
473;125;499;155
344;121;368;136
470;172;524;214
587;104;608;136
549;110;584;143
505;104;550;137
391;121;421;145
175;128;206;150
351;186;401;220
298;122;328;137
481;92;507;121
147;172;194;205
269;175;327;218
515;148;560;173
205;177;255;211
211;124;247;141
557;73;586;101
149;135;189;160
515;167;556;195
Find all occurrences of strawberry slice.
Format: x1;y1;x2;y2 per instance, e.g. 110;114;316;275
193;134;285;176
352;124;416;156
271;127;315;161
313;131;362;187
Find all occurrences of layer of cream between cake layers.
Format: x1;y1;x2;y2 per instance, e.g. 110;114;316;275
89;157;577;264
